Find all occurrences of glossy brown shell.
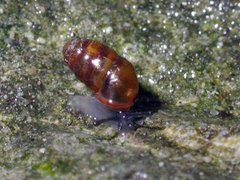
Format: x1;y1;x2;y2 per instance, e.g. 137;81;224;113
63;38;139;111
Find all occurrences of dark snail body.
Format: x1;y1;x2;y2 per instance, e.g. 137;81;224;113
68;95;150;131
63;39;139;111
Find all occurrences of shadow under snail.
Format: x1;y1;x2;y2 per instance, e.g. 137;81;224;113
63;38;156;131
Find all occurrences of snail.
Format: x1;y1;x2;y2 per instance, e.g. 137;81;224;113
63;38;157;131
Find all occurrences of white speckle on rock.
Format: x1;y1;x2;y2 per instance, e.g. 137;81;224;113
103;26;113;34
24;31;34;41
36;37;46;44
210;109;219;116
39;148;46;154
203;156;212;163
148;78;156;84
158;161;164;167
191;11;196;17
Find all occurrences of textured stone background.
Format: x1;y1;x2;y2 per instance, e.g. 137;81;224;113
0;0;239;179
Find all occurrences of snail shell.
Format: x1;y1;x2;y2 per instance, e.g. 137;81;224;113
63;38;139;111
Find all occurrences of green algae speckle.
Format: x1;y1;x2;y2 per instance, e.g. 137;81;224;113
33;159;75;177
33;162;55;177
0;0;240;179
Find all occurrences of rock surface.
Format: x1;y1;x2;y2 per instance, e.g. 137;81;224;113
0;0;239;179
